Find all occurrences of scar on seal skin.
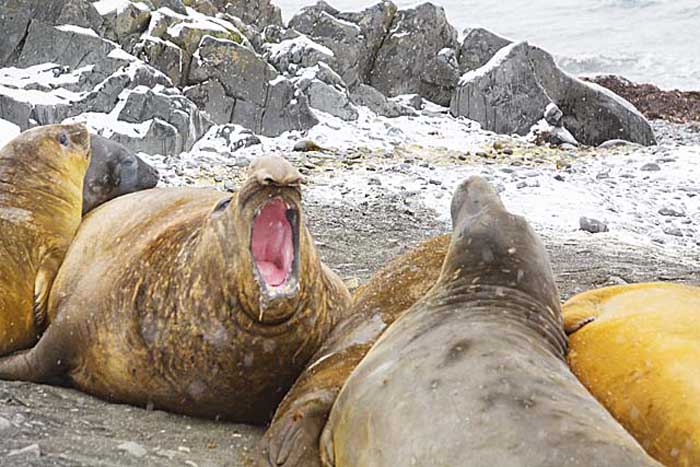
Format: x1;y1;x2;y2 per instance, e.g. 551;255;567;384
0;155;351;424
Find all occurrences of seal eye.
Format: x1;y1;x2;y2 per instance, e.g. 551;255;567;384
213;197;232;213
58;133;69;147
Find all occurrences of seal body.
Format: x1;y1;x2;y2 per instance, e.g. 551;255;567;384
320;177;660;467
82;134;159;214
0;156;351;424
258;234;450;467
0;124;90;355
564;282;700;467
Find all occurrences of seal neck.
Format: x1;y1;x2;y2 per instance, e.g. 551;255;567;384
428;282;567;360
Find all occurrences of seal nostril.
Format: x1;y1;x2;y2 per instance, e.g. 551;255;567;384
263;176;275;185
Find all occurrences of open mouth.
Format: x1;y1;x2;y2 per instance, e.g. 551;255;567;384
251;197;298;289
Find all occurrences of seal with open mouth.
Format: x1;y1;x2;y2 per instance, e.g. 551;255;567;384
0;123;91;356
318;176;660;467
258;233;450;467
0;155;351;424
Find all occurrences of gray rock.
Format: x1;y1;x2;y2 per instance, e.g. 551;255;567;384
640;162;661;171
528;45;657;146
16;20;128;87
349;84;416;118
658;206;685;217
0;0;104;66
544;103;563;127
451;41;657;146
189;36;317;136
290;1;397;88
452;43;551;136
117;87;212;154
458;27;512;73
149;0;187;15
580;217;609;234
195;124;261;153
117;441;148;458
217;0;283;30
184;79;235;125
134;37;185;86
295;68;358;121
370;3;459;106
663;227;683;237
100;1;151;44
598;139;635;149
265;35;335;77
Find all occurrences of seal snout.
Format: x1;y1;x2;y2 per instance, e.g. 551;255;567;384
248;156;302;188
450;176;504;228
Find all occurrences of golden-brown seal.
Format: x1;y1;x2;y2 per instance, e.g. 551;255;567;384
0;123;90;355
564;282;700;467
0;155;351;424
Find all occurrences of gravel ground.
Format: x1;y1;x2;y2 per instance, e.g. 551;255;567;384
1;121;698;467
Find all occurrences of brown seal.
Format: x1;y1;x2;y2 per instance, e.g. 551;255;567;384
318;176;660;466
258;233;449;466
0;155;351;424
0;123;91;356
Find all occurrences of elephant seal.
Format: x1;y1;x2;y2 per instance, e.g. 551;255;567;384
83;134;159;215
259;234;450;466
564;282;700;467
319;176;660;467
0;123;91;356
0;156;352;424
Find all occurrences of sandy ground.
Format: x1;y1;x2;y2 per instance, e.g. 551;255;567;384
1;121;699;467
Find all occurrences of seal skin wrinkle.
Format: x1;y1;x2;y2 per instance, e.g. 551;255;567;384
258;234;450;467
0;156;352;424
0;123;91;356
318;177;661;467
82;134;159;215
563;282;700;467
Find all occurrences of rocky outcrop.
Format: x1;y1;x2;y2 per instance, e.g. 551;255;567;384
294;64;359;121
289;1;397;89
0;0;104;65
188;36;318;136
451;42;657;146
349;84;416;118
370;3;459;106
458;28;512;73
212;0;283;30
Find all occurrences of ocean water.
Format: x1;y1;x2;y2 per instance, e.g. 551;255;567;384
276;0;700;91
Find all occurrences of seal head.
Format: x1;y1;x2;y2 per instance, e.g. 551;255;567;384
231;156;304;324
83;135;159;214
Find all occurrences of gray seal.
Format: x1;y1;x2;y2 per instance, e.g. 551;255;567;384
319;176;661;467
83;134;159;214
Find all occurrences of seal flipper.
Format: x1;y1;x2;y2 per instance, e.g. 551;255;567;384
0;323;71;383
33;252;62;333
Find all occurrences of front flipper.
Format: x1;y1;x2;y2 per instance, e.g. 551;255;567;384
258;391;335;467
33;252;63;333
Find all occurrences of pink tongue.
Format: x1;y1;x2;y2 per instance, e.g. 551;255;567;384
251;198;294;287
